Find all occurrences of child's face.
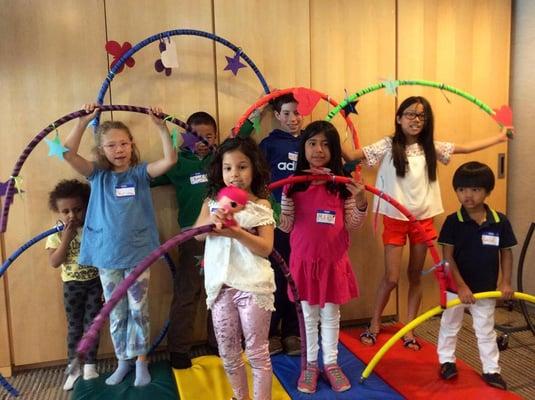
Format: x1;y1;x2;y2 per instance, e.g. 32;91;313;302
192;123;217;156
455;187;488;211
305;132;331;169
222;150;253;193
100;128;133;172
56;197;86;227
396;102;425;140
274;102;303;135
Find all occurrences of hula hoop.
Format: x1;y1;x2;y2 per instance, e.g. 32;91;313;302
268;174;449;308
326;79;506;129
231;87;360;150
360;291;535;382
0;105;187;233
94;29;270;127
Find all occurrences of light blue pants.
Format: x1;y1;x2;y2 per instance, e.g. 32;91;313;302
99;268;150;360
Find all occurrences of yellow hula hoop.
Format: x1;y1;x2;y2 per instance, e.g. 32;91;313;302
360;291;535;382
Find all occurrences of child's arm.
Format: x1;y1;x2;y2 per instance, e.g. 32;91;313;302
341;140;365;162
498;248;514;300
279;192;295;233
63;104;99;177
344;179;368;229
47;223;78;268
452;127;510;154
193;198;212;241
442;244;476;304
146;107;178;178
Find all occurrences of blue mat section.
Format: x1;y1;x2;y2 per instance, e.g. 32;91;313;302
271;343;403;399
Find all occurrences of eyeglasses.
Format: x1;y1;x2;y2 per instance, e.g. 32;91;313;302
402;111;426;121
102;142;132;150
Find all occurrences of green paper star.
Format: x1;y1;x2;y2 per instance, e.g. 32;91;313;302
45;132;69;160
383;80;399;96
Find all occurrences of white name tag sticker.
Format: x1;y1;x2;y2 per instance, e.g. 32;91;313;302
288;151;298;162
316;210;336;225
482;233;500;246
190;173;208;185
115;184;135;197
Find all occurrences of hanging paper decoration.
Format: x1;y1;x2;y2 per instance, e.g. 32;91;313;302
12;176;23;195
224;50;246;76
252;114;261;134
342;89;359;116
181;131;201;152
105;40;135;74
44;131;68;160
160;37;179;68
154;40;172;76
170;127;180;150
492;105;513;127
292;87;322;116
383;79;399;96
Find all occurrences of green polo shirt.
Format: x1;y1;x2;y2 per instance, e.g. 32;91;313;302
152;150;213;228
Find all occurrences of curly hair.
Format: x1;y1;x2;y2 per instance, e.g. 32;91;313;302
93;120;141;170
206;136;270;199
48;179;90;212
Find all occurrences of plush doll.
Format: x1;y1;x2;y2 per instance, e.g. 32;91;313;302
216;186;248;228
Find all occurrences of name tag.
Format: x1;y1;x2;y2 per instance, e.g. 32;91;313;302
288;151;298;162
115;184;135;197
190;172;208;185
482;232;500;246
316;210;336;225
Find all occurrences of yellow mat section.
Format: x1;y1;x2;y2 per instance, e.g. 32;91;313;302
174;355;291;400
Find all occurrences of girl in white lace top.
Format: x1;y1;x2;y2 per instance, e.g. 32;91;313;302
194;136;275;400
343;96;511;350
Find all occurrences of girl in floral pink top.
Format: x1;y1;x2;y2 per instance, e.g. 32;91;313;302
280;121;368;394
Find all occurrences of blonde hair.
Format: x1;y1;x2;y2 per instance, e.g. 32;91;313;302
93;121;141;170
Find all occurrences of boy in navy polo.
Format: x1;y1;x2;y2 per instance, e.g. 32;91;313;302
437;161;516;390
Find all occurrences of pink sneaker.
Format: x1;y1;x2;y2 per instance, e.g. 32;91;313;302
297;362;320;393
323;363;351;392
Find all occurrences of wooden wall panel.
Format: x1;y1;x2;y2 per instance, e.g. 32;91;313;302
397;0;511;318
310;0;398;321
0;1;109;365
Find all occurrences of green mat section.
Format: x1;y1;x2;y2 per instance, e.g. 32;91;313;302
72;360;178;400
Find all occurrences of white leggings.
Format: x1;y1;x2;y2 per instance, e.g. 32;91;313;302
301;301;340;365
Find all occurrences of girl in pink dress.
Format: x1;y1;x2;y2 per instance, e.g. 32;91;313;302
279;121;368;394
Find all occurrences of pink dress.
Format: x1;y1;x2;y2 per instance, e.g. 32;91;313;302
287;184;359;307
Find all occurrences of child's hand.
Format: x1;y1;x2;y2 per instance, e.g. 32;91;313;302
500;126;514;141
61;220;79;243
79;103;99;125
210;208;242;237
346;178;367;209
457;284;476;304
148;106;167;128
498;281;514;300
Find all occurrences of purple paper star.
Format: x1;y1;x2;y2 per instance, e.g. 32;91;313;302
180;131;201;152
0;180;9;196
224;52;246;76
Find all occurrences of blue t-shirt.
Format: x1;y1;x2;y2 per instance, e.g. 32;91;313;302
79;163;160;269
259;129;301;203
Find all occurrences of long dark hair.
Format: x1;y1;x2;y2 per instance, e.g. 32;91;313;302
392;96;437;181
206;136;270;199
287;120;351;199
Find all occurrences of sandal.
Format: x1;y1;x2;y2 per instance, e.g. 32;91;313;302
402;336;421;351
359;327;378;345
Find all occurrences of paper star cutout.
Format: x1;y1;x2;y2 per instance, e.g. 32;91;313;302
12;176;23;195
224;52;246;76
0;180;9;196
383;80;399;96
45;132;69;160
181;131;201;152
342;99;359;116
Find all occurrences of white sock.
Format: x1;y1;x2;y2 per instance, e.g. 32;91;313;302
83;364;99;380
63;364;81;391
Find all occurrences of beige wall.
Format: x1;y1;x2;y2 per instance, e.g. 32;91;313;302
0;0;512;369
509;0;535;294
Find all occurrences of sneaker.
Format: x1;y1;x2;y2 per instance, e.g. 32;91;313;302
83;364;99;380
439;362;458;380
282;335;301;356
170;352;192;369
63;364;81;391
269;336;283;356
297;362;320;393
482;373;507;390
323;363;351;392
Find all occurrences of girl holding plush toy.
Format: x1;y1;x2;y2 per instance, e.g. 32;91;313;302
194;136;275;400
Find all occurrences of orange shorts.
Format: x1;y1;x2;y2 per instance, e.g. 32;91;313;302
382;215;437;246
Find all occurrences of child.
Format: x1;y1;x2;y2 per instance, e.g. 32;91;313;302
349;96;511;350
195;136;275;400
46;179;103;391
437;161;516;390
279;120;368;393
151;111;218;369
259;93;303;356
63;103;177;386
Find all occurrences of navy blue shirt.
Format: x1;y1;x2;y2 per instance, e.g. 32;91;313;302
438;205;517;293
259;129;301;203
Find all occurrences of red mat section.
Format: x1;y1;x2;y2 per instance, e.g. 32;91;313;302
340;324;522;400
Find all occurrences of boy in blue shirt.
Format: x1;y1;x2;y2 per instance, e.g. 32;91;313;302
437;161;516;390
259;93;303;355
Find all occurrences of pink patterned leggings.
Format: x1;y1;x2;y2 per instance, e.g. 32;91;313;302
211;286;272;400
